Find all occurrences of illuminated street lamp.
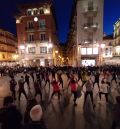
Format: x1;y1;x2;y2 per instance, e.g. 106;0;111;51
55;50;58;54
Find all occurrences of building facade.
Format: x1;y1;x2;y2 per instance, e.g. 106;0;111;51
112;19;120;64
16;1;59;66
68;0;104;66
0;29;18;65
102;34;114;64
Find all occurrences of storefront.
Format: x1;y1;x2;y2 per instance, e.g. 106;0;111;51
82;59;96;66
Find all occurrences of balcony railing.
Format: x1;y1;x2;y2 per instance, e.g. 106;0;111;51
84;6;98;13
25;38;49;43
84;23;98;30
113;53;120;57
37;26;47;31
25;27;34;31
84;39;93;44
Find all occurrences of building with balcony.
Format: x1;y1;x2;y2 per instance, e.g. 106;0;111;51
111;19;120;64
67;0;104;66
0;29;18;65
15;1;59;66
102;34;114;64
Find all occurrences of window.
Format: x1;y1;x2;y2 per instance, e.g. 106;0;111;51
28;33;34;42
39;8;44;14
40;33;46;41
2;54;5;59
27;9;32;15
105;48;109;56
109;42;112;46
28;47;35;53
87;48;92;55
39;19;46;29
33;9;38;15
21;49;25;54
93;48;98;54
88;1;93;11
48;48;53;53
40;47;47;53
88;16;93;25
27;21;34;29
81;48;87;55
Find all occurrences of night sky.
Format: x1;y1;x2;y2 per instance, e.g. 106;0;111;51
0;0;120;43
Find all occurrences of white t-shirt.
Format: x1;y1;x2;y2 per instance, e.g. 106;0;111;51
100;83;108;93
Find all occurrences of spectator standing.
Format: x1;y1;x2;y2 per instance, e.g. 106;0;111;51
0;96;22;129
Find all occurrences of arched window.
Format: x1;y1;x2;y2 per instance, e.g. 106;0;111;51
39;8;44;14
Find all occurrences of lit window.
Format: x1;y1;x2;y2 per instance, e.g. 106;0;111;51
81;48;87;55
93;48;98;54
28;47;35;53
40;47;47;53
87;48;92;55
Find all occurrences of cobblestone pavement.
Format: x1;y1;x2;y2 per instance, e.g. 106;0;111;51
0;74;119;129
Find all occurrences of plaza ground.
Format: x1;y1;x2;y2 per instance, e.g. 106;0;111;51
0;73;119;129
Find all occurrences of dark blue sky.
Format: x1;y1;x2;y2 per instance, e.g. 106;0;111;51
0;0;120;42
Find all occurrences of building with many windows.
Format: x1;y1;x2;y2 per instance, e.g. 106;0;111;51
112;19;120;64
0;29;18;65
102;34;114;64
16;1;59;66
68;0;104;66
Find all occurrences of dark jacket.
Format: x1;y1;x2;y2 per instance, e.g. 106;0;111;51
0;105;22;129
21;121;47;129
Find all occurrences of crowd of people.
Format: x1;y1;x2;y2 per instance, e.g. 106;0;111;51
0;65;120;129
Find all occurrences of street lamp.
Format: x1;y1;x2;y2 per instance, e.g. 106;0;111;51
55;50;58;54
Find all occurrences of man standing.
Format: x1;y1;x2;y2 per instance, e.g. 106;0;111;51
0;96;22;129
9;77;17;100
84;78;95;109
18;76;28;101
25;74;30;89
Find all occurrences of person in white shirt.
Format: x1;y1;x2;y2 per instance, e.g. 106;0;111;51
99;79;109;102
84;78;95;108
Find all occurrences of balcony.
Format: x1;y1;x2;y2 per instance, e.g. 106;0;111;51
84;23;98;31
84;39;93;44
83;6;98;16
37;26;46;31
113;53;120;57
25;27;34;32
